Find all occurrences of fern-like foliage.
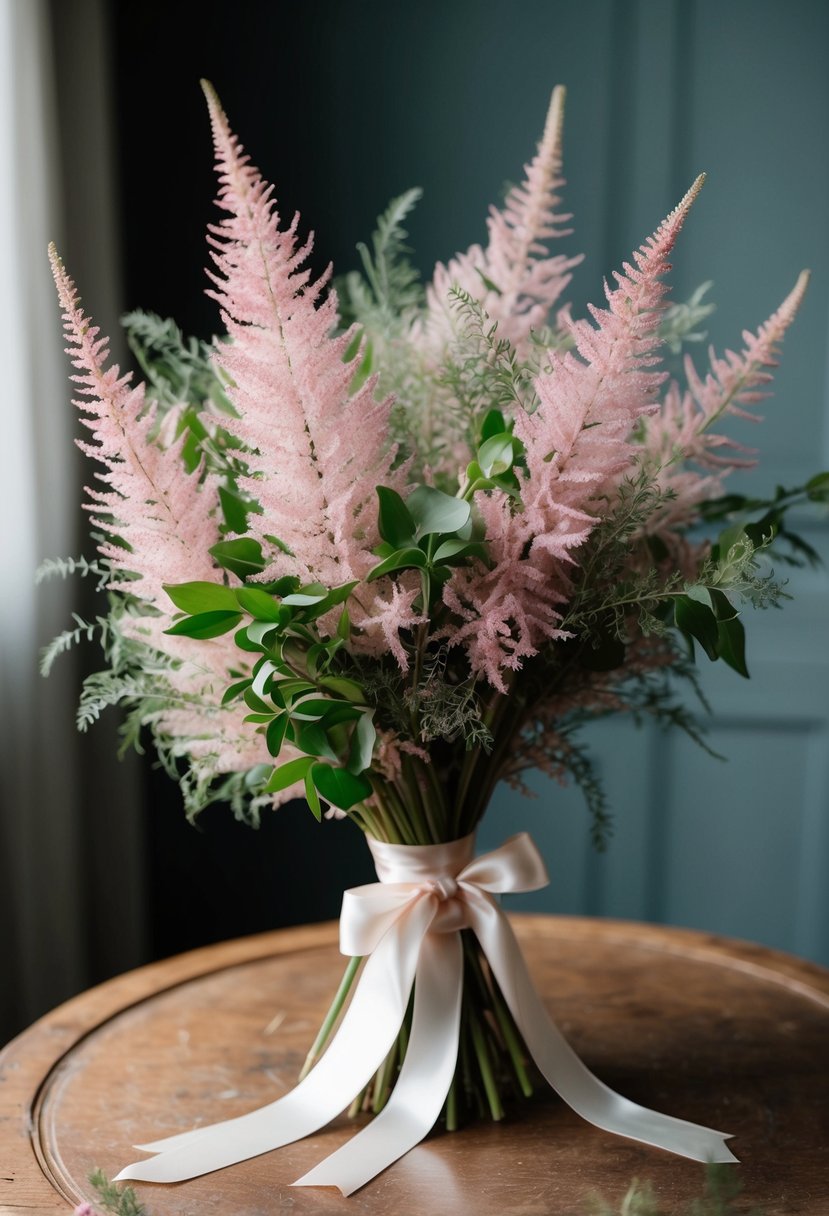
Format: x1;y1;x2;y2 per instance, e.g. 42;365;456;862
35;554;113;591
40;614;111;677
341;187;424;333
121;310;233;415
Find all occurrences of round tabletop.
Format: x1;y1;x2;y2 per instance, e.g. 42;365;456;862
1;915;828;1215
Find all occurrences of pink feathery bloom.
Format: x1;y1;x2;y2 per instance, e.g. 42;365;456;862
445;177;705;688
49;246;221;611
640;271;809;534
73;1204;97;1216
201;85;406;607
49;248;295;788
354;580;426;672
415;86;582;365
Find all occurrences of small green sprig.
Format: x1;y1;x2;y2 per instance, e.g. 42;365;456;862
84;1167;147;1215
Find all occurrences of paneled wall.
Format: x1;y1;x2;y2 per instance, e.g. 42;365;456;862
109;0;829;966
473;1;829;964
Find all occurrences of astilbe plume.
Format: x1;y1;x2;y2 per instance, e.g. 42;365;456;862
444;176;705;689
49;245;220;607
408;87;581;470
49;245;275;789
639;271;810;536
418;87;579;361
201;83;409;649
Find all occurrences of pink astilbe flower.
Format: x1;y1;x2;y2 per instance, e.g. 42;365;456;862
445;177;705;688
50;247;283;792
202;84;405;611
416;86;581;365
49;246;220;610
355;579;426;672
639;271;809;535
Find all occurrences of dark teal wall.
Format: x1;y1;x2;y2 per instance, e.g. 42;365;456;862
112;1;829;963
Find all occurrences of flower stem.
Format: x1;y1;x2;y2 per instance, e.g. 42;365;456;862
468;1004;504;1121
298;955;362;1080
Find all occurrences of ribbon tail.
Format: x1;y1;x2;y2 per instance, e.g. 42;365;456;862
115;902;435;1184
465;893;737;1165
293;930;463;1196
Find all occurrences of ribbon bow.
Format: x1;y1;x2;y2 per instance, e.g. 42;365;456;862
117;832;735;1195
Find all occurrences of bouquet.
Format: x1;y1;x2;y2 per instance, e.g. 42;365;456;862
44;83;826;1192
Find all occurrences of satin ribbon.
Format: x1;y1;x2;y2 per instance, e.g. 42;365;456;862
116;832;736;1194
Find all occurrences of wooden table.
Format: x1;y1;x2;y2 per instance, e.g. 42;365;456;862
1;916;828;1215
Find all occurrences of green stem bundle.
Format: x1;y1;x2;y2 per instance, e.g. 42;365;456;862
302;928;535;1128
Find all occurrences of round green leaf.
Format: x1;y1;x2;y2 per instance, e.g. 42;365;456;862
406;485;471;538
477;433;515;478
311;764;372;810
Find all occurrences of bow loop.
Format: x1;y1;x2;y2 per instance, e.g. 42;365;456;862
457;831;550;895
339;883;423;957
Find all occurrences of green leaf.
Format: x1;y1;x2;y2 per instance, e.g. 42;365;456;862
684;585;713;608
806;471;829;502
366;546;428;581
259;575;301;597
281;585;328;606
717;614;749;678
744;511;779;548
407;485;471;538
218;485;249;534
305;770;322;821
715;523;750;560
347;712;376;775
477;433;515;478
290;697;337;721
164;581;239;614
263;756;314;794
320;675;364;702
246;620;281;647
474;268;501;295
431;538;488;565
235;586;282;621
243;686;272;714
342;329;363;364
266;714;288;756
318;703;362;728
336;607;351;641
165;610;242;639
251;659;279;700
674;595;719;661
480;408;506;442
209;537;265;579
294;722;340;762
274;678;316;700
302;581;359;621
377;486;416;548
244;763;272;790
234;625;263;653
311;763;372;810
221;677;251;706
708;588;738;622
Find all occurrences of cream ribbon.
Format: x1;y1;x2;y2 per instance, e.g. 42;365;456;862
116;832;736;1194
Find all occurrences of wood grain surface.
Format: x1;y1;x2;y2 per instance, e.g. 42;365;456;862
1;916;828;1215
